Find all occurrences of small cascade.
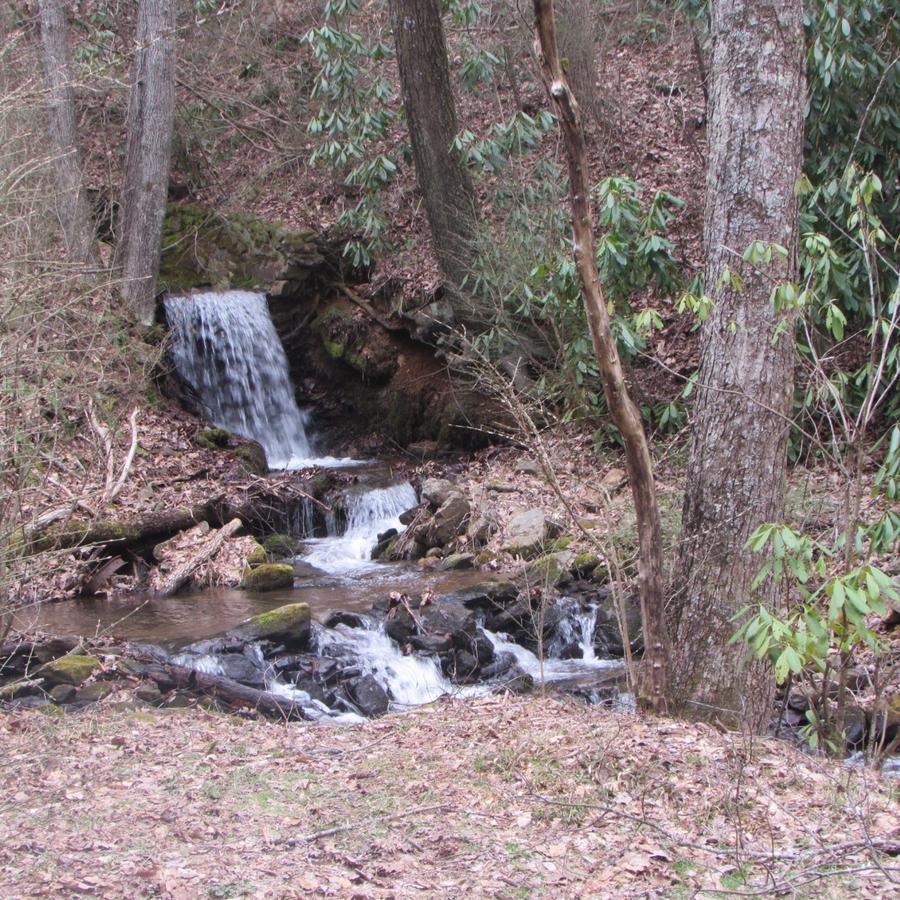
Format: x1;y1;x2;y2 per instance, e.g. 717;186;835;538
270;496;316;540
303;482;418;576
577;606;599;662
547;599;600;661
165;291;312;468
315;622;477;708
483;627;617;683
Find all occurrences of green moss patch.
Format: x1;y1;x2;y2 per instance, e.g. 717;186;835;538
40;655;102;687
230;602;311;649
241;563;295;592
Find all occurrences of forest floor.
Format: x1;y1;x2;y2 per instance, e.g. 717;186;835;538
2;694;899;898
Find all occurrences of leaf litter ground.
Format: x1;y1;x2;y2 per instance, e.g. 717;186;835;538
1;694;897;898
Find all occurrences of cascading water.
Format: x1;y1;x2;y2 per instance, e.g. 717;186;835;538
483;625;617;683
547;598;599;661
313;621;480;707
99;293;629;721
165;291;313;468
302;482;418;576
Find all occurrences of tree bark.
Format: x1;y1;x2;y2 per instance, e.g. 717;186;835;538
116;0;176;325
388;0;477;320
669;0;805;731
38;0;95;264
532;0;670;714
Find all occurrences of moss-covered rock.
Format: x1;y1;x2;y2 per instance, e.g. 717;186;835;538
40;654;102;686
246;541;267;567
233;441;268;475
262;533;297;559
315;300;398;382
159;203;329;297
572;552;602;578
475;550;497;567
550;535;576;552
194;427;231;449
526;551;575;588
439;553;476;571
229;602;311;648
48;684;76;704
241;563;295;592
76;681;116;703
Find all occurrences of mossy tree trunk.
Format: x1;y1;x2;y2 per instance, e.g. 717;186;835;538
669;0;806;732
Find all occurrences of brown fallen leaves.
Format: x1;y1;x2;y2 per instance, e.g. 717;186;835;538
1;695;897;898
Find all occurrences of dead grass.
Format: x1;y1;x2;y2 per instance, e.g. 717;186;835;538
1;695;897;897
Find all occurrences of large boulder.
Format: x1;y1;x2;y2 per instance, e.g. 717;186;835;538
593;593;642;657
526;551;576;588
421;478;456;509
159;203;330;298
501;509;561;559
451;579;519;610
385;598;476;647
466;511;498;549
346;675;390;716
262;533;298;559
424;493;471;547
228;602;311;649
217;654;267;687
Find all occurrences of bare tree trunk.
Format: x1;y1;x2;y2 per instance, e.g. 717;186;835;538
38;0;94;264
116;0;176;325
388;0;477;321
532;0;670;714
669;0;805;732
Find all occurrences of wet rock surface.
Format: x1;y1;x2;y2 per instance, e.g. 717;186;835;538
1;581;631;722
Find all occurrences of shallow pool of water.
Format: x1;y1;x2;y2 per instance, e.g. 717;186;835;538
15;565;487;647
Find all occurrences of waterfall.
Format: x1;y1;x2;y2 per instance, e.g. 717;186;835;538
166;290;322;469
577;606;599;662
546;598;599;660
483;627;617;683
303;482;418;576
314;622;480;708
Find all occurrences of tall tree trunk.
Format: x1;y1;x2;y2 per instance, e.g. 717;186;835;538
38;0;94;264
670;0;805;731
532;0;670;714
116;0;176;325
388;0;477;321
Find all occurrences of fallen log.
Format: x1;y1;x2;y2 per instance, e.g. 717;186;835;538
155;518;243;597
27;502;217;554
129;656;309;720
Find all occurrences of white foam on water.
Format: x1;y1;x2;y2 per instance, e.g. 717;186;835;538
302;482;419;576
316;622;484;709
483;628;619;683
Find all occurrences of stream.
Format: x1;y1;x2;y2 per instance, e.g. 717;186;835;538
19;290;626;722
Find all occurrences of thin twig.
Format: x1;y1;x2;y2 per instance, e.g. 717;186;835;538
290;803;451;844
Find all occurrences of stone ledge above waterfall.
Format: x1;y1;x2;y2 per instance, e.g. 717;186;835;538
159;203;341;300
